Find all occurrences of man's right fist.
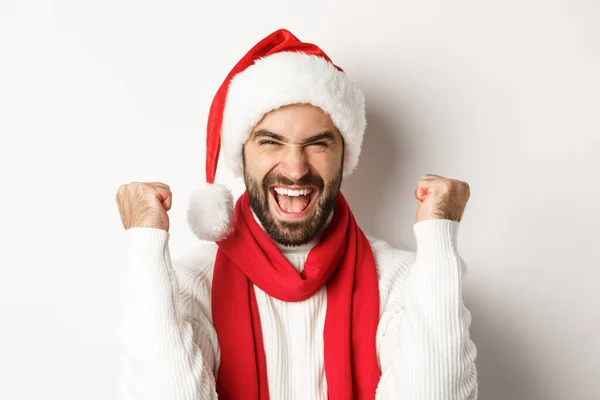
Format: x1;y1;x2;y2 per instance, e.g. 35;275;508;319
116;182;172;231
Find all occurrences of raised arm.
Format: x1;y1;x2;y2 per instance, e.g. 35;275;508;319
377;219;478;399
117;227;219;400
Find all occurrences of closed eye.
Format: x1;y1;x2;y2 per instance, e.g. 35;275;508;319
259;140;282;146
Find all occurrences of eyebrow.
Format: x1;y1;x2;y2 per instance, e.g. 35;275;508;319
253;130;336;144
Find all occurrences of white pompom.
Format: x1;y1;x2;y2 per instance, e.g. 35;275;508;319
187;182;234;242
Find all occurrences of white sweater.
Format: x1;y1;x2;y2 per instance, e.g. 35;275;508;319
117;218;478;400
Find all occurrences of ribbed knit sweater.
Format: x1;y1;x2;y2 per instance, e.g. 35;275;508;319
117;218;478;400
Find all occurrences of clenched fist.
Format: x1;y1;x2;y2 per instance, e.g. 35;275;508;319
116;182;172;231
414;174;471;223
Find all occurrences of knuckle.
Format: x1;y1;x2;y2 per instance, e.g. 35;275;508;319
153;182;170;190
116;184;129;202
135;182;151;193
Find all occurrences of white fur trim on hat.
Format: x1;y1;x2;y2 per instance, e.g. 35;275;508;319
221;51;366;177
187;182;234;241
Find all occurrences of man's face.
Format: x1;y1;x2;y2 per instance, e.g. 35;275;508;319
242;103;344;246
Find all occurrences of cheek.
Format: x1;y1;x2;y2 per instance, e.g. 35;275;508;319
308;152;342;181
245;148;280;179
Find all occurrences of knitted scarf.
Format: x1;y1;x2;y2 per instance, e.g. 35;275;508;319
212;191;381;399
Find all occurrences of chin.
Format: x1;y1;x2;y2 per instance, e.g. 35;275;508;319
264;196;323;246
244;171;340;246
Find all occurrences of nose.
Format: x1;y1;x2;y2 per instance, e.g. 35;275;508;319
280;146;309;182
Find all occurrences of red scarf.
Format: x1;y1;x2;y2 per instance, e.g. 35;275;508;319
212;191;381;399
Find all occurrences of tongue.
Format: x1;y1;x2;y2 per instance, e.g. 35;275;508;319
277;194;309;213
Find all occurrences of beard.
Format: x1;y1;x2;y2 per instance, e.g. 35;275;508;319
243;160;343;247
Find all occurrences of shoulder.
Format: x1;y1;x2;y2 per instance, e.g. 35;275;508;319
366;234;416;282
365;234;416;315
171;241;220;357
171;241;218;302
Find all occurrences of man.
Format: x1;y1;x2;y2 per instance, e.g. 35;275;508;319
116;29;478;400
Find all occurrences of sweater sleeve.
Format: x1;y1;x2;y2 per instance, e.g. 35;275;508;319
377;219;478;400
117;227;218;400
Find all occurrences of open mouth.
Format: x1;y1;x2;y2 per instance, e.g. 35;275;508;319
269;186;318;220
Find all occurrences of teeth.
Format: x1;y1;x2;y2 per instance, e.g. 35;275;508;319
274;187;313;197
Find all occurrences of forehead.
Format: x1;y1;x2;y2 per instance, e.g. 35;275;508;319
251;104;342;141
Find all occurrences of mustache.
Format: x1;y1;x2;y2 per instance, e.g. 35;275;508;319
261;172;325;192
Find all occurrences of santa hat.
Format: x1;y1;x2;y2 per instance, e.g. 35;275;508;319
187;28;366;242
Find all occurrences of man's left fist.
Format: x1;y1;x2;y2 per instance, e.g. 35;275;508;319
414;174;470;223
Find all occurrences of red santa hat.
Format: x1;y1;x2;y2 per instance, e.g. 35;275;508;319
187;29;366;241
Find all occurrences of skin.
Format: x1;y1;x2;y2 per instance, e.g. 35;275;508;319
116;107;472;235
414;174;471;223
242;103;344;246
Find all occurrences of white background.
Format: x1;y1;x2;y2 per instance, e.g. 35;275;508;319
1;0;599;399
